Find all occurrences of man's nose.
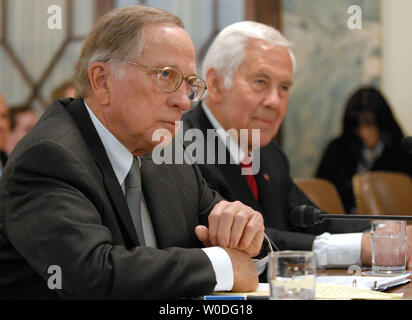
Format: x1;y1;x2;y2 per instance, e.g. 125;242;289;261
359;125;373;136
263;88;281;109
167;83;191;111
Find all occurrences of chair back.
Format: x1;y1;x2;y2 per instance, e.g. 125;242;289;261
352;171;412;216
294;178;345;214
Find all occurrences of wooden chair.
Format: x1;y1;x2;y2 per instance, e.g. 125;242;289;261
352;171;412;217
294;178;345;214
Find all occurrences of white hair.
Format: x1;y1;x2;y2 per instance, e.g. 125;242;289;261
202;21;296;90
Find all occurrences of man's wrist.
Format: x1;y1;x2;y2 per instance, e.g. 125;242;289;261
202;246;234;291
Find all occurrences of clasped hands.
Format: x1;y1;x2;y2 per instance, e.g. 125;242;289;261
196;200;265;292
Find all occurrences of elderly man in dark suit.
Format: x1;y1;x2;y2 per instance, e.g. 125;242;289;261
0;7;264;299
181;21;397;269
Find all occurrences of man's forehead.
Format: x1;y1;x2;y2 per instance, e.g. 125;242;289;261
242;40;292;72
140;23;197;75
142;22;193;48
245;39;291;59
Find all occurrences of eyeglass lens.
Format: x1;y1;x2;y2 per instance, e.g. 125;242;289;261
156;67;205;101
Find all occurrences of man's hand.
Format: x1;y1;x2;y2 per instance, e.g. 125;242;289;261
196;200;264;257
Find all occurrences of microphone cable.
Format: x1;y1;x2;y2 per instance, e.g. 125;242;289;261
264;232;279;252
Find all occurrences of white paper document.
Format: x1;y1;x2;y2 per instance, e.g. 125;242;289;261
316;272;411;291
217;281;405;299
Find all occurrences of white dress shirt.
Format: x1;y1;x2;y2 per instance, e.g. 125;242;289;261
201;103;363;267
201;103;247;165
83;100;233;291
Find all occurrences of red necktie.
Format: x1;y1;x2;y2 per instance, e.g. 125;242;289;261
240;156;258;200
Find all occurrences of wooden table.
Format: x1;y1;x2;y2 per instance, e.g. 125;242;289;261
317;268;412;299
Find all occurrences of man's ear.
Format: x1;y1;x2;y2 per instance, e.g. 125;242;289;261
87;62;111;106
205;68;225;103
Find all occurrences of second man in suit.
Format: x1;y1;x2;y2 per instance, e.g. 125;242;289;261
182;21;412;268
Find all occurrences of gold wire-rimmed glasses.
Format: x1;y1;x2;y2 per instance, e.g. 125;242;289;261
127;60;207;102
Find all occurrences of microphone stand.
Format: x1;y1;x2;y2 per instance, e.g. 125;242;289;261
319;214;412;223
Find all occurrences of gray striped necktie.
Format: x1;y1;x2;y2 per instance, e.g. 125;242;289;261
125;157;145;245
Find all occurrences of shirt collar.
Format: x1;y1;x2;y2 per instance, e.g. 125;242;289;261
201;102;248;164
83;100;133;186
361;140;385;168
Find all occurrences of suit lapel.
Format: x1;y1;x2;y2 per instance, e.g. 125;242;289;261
66;99;139;245
184;104;262;211
254;153;276;214
140;156;190;248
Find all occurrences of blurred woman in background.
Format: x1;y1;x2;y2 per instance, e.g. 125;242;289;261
316;86;412;213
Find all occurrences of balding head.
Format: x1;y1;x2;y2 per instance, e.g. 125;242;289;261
73;6;184;98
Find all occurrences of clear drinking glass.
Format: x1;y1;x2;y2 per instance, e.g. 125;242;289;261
371;220;407;274
268;251;316;300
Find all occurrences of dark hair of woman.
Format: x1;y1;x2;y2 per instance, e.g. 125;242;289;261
341;86;404;148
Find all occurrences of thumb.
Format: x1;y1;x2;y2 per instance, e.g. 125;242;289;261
195;225;212;247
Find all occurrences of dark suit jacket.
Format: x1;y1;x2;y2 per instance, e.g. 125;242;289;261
181;104;368;251
0;98;223;300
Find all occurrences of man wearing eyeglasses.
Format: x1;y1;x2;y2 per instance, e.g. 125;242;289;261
0;6;264;299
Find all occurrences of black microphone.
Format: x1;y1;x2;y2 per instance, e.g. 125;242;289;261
290;205;412;228
401;136;412;155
